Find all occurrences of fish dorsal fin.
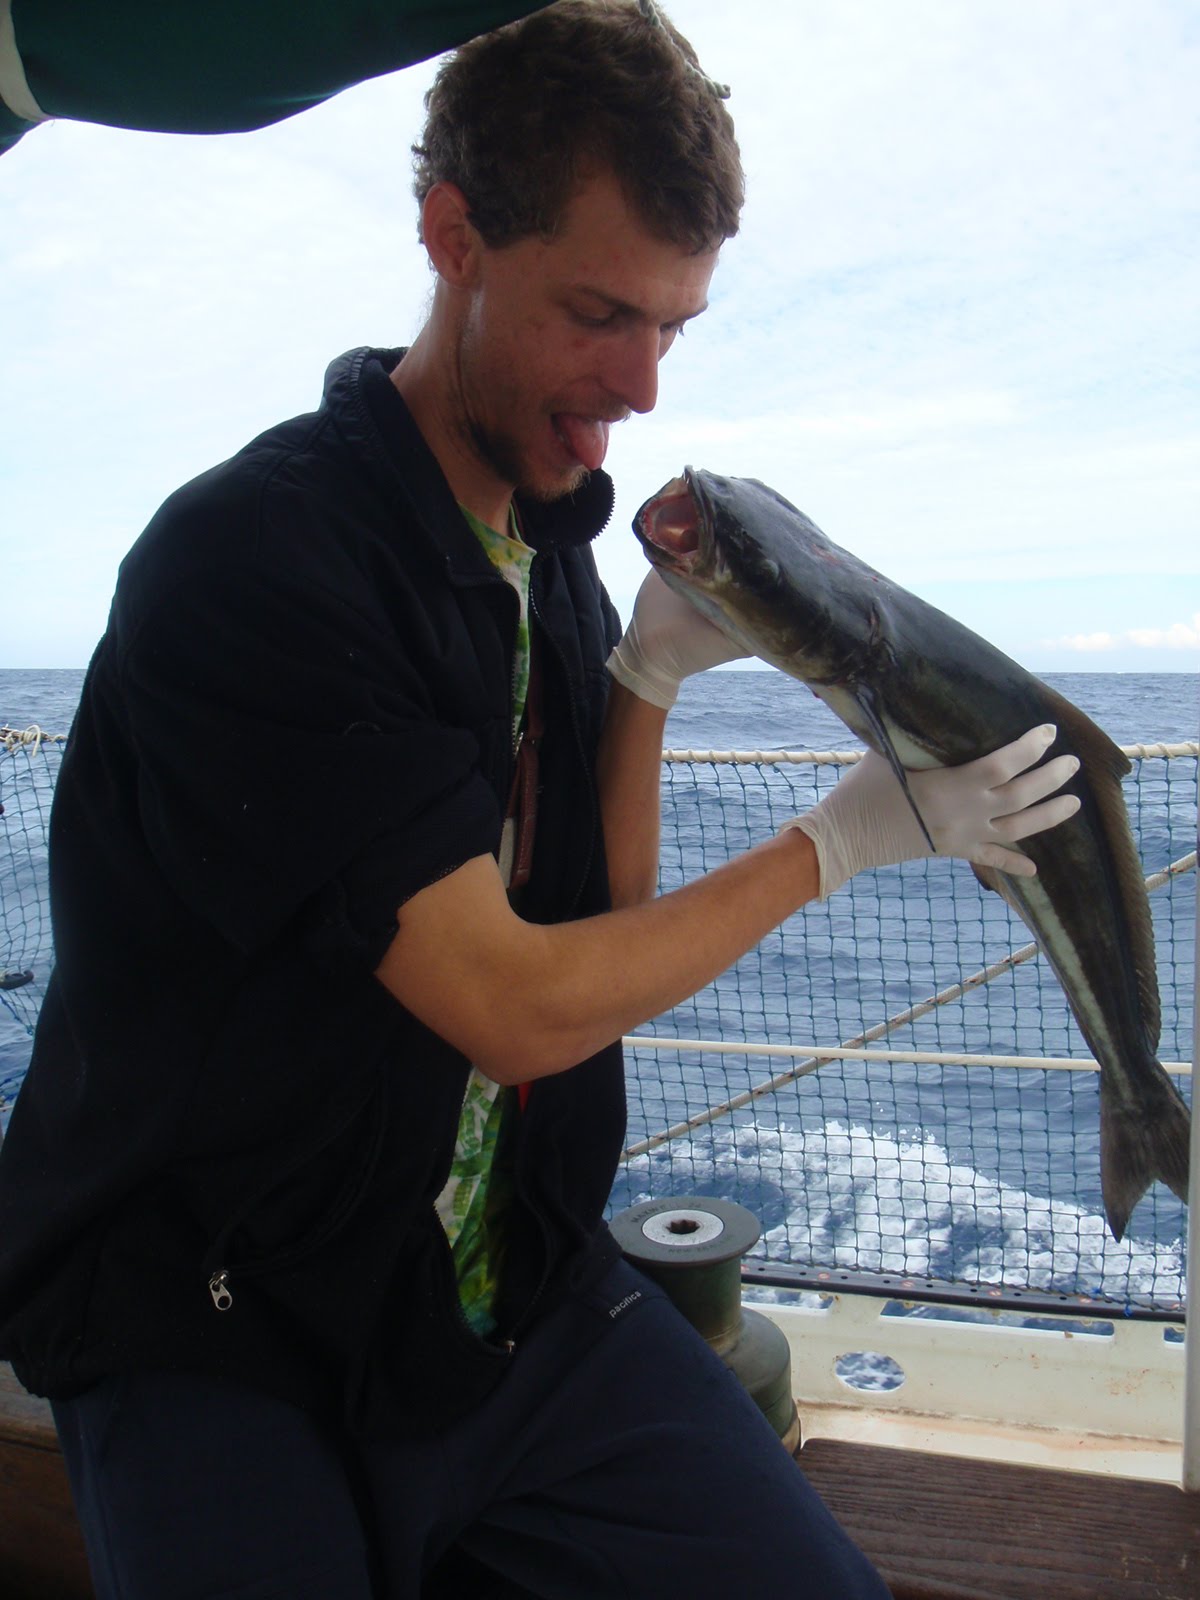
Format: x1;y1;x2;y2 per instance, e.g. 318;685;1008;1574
1034;682;1132;783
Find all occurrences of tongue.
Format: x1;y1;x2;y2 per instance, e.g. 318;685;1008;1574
554;413;610;472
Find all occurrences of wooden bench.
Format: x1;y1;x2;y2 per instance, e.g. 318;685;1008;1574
0;1362;92;1599
797;1436;1200;1600
5;1360;1198;1599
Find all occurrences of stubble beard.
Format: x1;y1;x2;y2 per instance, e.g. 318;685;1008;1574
453;324;588;506
458;404;590;506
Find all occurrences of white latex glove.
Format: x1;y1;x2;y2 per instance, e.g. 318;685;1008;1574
785;724;1082;899
606;571;750;709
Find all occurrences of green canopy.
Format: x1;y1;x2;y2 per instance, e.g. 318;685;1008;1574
0;0;545;154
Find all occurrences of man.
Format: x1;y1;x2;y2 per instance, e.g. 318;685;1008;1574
0;4;1079;1596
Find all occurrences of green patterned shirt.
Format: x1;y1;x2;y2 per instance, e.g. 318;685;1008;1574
433;505;534;1336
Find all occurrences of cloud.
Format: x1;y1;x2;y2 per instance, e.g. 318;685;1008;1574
3;0;1198;668
1048;614;1200;654
1055;632;1119;654
1127;614;1200;651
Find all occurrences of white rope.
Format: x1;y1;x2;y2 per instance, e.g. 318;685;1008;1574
662;747;865;766
636;0;731;98
1122;742;1200;760
0;724;65;753
4;732;1193;764
1145;850;1197;894
662;741;1200;766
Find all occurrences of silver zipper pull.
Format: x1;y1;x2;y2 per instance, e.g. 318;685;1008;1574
208;1270;233;1311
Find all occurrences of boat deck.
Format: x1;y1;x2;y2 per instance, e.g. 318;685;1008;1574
4;1360;1197;1599
1;1363;91;1600
798;1436;1199;1599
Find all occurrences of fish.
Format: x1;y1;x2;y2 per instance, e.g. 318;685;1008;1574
634;466;1190;1243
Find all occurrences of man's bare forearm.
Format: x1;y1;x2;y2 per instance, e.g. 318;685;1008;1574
595;681;668;908
376;826;821;1085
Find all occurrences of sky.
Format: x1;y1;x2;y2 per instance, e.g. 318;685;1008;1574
1;0;1198;680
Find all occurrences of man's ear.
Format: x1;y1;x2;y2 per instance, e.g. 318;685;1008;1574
421;182;481;287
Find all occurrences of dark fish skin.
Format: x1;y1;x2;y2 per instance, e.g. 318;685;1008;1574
635;467;1190;1243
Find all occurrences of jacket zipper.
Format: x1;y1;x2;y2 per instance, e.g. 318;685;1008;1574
496;1082;560;1349
204;1076;386;1312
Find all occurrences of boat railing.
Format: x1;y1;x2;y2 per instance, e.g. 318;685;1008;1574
2;729;1197;1477
613;739;1196;1481
611;742;1194;1304
4;728;1195;1318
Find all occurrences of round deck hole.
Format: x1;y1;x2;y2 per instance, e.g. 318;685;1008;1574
640;1208;725;1247
834;1352;906;1392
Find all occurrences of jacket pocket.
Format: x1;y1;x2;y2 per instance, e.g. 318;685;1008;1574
201;1072;387;1313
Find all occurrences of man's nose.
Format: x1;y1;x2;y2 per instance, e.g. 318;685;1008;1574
608;326;662;416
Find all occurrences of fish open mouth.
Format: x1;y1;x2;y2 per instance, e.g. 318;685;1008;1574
634;469;707;573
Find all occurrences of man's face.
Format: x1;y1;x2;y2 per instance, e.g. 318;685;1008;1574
451;171;719;503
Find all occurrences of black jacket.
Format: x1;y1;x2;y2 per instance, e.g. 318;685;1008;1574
0;347;627;1435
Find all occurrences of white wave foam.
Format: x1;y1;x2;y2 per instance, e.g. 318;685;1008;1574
623;1114;1185;1306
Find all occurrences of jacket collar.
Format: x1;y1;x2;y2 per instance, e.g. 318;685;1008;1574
322;346;615;577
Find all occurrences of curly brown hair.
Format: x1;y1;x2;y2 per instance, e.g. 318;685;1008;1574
412;0;743;254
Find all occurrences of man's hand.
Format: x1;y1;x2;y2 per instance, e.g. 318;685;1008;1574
606;571;749;709
785;724;1082;899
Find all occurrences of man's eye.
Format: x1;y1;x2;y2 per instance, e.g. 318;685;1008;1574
571;308;616;329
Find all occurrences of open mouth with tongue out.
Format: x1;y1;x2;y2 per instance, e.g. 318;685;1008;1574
551;413;612;473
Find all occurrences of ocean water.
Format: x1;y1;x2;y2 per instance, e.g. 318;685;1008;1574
2;666;1196;1308
4;666;1196;754
0;668;85;737
640;671;1195;1307
662;667;1198;753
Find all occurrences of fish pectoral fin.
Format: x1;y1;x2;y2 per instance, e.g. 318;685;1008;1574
851;685;936;851
971;862;1004;897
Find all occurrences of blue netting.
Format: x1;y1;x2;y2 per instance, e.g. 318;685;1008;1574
2;732;1195;1313
0;732;61;1052
612;747;1195;1315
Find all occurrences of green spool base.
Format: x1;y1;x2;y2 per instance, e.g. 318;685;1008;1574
610;1197;798;1448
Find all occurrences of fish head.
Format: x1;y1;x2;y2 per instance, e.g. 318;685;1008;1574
634;468;895;685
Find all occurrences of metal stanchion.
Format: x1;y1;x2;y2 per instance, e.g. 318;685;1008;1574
1183;780;1198;1493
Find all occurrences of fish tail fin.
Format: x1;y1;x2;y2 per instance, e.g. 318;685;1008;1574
1100;1067;1191;1242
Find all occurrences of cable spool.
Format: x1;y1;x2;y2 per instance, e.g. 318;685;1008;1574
610;1196;799;1451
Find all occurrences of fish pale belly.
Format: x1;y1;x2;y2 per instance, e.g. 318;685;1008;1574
808;683;942;770
995;867;1190;1236
996;873;1124;1070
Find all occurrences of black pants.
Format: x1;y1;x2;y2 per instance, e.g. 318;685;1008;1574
52;1259;888;1599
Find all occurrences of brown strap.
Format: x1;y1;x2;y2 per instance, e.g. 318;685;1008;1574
505;632;543;893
